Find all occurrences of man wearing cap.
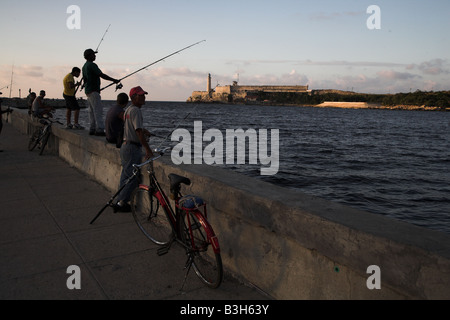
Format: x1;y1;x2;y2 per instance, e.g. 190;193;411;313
82;48;119;136
114;86;153;212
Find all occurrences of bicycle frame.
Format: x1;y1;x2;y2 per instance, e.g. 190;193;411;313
140;163;220;254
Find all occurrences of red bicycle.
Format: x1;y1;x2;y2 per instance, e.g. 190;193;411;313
129;148;223;289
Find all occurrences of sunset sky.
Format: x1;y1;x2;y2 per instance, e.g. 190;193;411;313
1;0;449;101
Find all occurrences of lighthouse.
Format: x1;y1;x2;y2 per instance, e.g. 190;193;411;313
207;73;212;93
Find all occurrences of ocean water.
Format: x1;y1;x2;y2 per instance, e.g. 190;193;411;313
57;101;450;234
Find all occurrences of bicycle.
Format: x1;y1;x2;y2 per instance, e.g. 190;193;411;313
90;148;223;289
28;114;62;155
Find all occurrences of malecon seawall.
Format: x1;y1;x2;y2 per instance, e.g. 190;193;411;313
6;109;450;300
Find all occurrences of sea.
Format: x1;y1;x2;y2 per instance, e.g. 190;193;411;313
57;102;450;235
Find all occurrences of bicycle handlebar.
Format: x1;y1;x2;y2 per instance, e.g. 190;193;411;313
39;117;64;126
132;147;171;169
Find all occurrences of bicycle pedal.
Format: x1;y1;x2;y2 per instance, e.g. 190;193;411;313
157;246;170;256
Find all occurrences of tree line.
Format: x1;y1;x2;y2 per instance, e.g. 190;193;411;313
255;90;450;109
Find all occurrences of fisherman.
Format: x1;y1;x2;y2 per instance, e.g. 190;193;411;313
82;48;119;136
31;90;53;117
63;67;83;129
26;89;36;116
0;92;14;152
105;92;129;147
114;86;153;212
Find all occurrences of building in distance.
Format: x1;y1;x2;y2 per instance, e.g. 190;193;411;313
187;73;310;104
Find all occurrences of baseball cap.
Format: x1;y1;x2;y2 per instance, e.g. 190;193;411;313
84;49;96;59
130;86;148;97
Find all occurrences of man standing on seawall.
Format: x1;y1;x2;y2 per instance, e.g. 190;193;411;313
114;86;153;212
82;48;119;136
63;67;83;129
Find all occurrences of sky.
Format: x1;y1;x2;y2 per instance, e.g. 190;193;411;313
0;0;449;101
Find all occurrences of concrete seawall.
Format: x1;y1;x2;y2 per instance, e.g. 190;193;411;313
5;109;450;300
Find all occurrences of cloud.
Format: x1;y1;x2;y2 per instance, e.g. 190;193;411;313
148;67;206;78
18;65;44;78
377;70;420;80
406;59;450;75
417;59;449;75
309;10;365;21
237;70;310;86
226;59;407;69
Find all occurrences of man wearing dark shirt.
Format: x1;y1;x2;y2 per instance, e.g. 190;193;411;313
106;92;129;147
82;48;119;136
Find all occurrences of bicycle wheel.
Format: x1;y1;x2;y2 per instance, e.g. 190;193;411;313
178;210;223;288
39;130;50;155
28;128;41;151
131;187;172;246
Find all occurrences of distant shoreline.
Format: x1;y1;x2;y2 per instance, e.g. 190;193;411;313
2;97;449;112
187;88;450;111
314;101;448;111
187;100;450;112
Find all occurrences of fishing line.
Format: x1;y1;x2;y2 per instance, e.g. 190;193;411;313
100;40;206;92
154;105;198;150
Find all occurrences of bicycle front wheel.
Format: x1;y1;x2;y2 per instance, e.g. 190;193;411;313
178;210;223;288
28;128;41;151
131;187;172;246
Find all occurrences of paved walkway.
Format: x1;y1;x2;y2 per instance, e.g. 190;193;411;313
0;122;269;300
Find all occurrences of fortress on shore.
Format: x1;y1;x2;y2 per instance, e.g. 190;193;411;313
187;73;310;104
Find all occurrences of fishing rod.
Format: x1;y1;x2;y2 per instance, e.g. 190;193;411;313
95;24;111;53
100;40;206;92
75;24;112;94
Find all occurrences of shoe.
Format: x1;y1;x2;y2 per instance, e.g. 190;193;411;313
89;130;95;135
65;124;73;129
95;131;106;137
113;201;131;213
120;203;132;212
74;124;84;130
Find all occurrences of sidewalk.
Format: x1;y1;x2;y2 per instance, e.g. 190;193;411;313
0;122;269;300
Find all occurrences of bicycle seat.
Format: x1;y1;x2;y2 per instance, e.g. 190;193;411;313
169;174;191;189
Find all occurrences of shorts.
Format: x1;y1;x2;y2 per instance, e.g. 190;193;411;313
63;94;80;111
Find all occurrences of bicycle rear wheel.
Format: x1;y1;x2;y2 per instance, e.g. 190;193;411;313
131;187;172;246
28;128;41;151
178;210;223;288
39;130;50;155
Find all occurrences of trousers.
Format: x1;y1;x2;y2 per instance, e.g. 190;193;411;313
117;143;143;203
86;91;104;132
